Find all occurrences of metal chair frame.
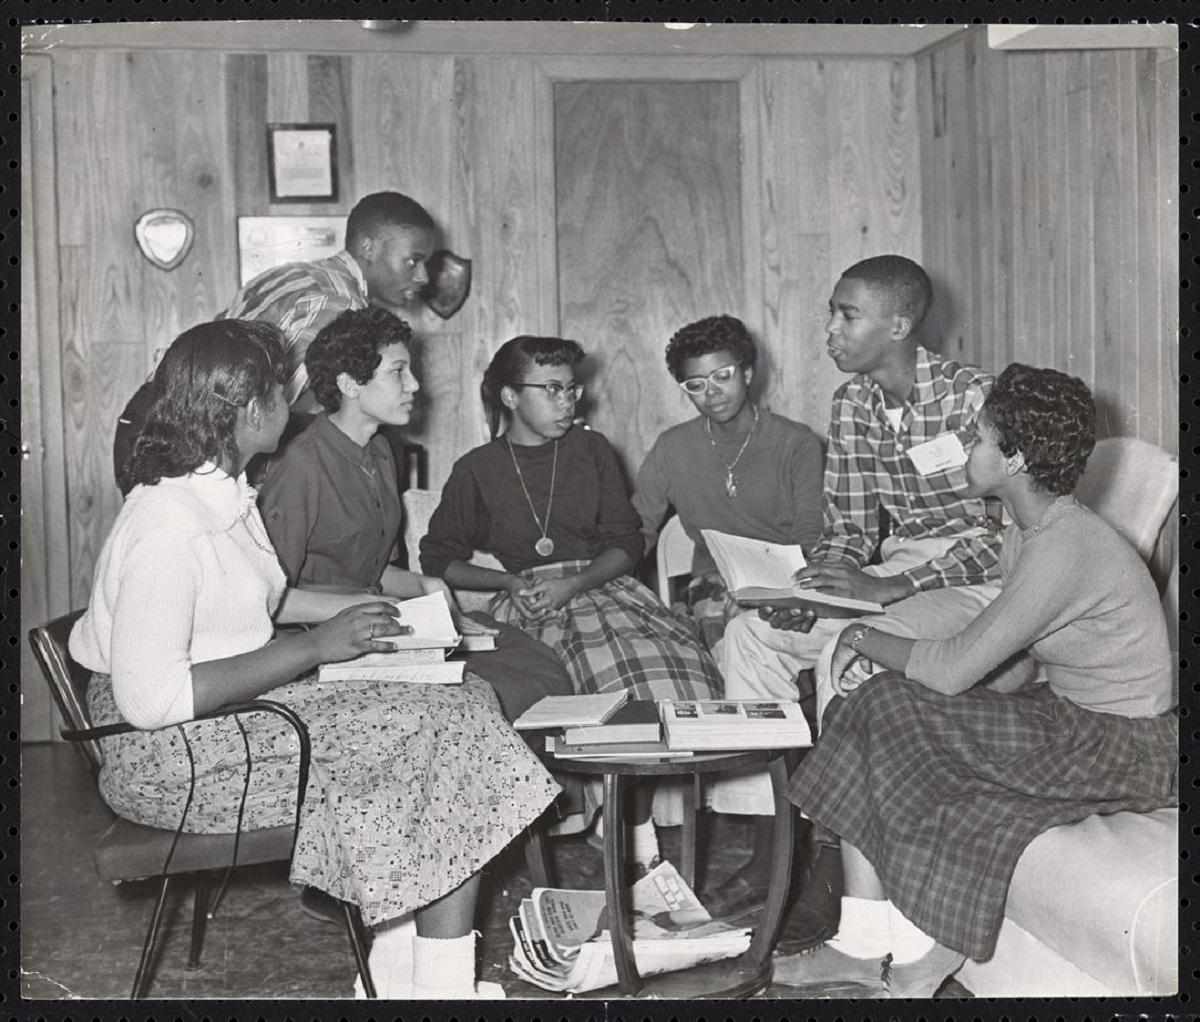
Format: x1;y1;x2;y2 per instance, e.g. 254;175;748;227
28;611;377;998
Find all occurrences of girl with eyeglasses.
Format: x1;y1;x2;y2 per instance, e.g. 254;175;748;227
633;315;824;653
420;335;723;875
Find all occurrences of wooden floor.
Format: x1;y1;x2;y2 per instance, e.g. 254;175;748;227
21;742;969;1003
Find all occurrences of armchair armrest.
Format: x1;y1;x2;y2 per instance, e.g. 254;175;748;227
62;698;312;841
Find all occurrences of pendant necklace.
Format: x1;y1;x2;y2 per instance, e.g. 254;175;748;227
706;405;760;499
507;437;559;557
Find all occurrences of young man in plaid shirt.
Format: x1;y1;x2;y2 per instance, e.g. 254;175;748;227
704;255;1003;927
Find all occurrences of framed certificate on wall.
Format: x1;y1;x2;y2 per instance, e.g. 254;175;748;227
267;123;338;202
237;216;345;285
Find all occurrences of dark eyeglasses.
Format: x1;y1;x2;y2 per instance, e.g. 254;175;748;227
679;363;743;395
511;381;585;403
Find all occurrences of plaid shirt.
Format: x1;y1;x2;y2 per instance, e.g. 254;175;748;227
220;250;368;404
814;346;1003;592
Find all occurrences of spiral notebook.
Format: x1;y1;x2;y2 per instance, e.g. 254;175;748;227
512;691;630;731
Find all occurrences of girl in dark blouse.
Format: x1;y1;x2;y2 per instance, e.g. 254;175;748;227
421;336;722;871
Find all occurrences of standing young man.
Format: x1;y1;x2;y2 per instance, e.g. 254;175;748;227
706;255;1003;929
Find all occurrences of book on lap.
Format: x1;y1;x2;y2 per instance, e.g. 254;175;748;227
318;656;466;684
660;698;812;750
317;591;467;682
512;691;630;731
731;586;883;616
700;528;883;617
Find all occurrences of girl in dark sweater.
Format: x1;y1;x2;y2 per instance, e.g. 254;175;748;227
421;336;723;870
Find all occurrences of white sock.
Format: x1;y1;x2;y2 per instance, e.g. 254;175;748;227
631;820;661;868
368;912;415;990
593;812;604;839
412;932;479;998
827;897;891;959
887;901;936;964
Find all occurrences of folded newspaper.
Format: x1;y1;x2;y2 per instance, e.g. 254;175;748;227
508;860;751;993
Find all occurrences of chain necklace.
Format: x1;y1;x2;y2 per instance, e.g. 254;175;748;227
705;405;760;499
506;438;559;557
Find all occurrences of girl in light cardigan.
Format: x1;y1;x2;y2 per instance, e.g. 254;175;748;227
70;320;559;999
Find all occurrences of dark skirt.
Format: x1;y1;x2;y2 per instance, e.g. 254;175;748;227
785;673;1178;960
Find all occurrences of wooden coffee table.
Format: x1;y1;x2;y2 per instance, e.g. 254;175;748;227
531;746;807;998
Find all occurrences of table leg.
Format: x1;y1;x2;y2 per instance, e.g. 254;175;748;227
602;772;641;996
680;774;698;890
524;810;554;889
745;749;802;966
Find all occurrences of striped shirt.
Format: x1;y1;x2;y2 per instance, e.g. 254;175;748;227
220;250;368;404
815;345;1003;592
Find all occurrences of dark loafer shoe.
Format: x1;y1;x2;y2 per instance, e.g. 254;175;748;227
701;868;771;919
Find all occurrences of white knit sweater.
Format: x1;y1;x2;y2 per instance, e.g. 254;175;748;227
69;465;287;729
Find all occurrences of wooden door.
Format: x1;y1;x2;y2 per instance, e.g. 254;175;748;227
21;56;71;742
554;79;744;478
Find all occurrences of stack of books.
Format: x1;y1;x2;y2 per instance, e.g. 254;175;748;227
318;591;492;684
544;701;691;760
660;699;812;751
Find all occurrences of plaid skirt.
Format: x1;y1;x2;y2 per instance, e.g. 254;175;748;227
88;672;559;927
488;560;722;702
785;673;1178;960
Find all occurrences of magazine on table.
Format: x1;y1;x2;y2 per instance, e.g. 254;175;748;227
660;699;812;750
700;528;884;616
507;861;751;993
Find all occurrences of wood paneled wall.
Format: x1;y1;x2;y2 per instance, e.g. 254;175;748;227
41;48;922;610
915;28;1178;452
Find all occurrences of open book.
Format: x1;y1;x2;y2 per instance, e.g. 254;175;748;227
318;591;465;682
700;528;883;617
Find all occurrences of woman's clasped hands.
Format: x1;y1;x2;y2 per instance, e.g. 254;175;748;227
507;576;573;624
311;602;411;663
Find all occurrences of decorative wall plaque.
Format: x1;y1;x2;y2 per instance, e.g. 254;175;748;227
134;209;194;271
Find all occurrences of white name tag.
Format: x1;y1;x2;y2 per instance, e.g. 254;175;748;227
907;432;967;476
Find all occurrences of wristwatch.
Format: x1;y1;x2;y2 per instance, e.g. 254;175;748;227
848;624;872;655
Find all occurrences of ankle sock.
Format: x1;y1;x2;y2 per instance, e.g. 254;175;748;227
631;820;660;869
360;912;416;997
412;932;480;998
886;901;935;964
827;896;891;959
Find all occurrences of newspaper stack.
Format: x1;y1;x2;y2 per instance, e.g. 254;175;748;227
508;861;751;993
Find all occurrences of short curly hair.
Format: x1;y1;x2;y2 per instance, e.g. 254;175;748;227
982;362;1096;496
841;255;933;333
664;315;757;381
306;307;415;412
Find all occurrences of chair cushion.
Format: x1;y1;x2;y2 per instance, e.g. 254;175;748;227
961;807;1177;994
93;817;297;882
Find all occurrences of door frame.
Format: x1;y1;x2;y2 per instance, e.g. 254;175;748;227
21;54;70;742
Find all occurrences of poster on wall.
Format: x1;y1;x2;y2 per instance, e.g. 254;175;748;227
237;216;345;285
267;123;338;202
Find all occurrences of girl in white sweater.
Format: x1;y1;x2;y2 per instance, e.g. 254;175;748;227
70;320;559;998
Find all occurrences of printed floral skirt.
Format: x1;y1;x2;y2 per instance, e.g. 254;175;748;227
88;673;559;928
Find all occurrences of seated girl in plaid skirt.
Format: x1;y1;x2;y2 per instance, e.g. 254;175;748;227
420;335;723;870
772;363;1177;997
